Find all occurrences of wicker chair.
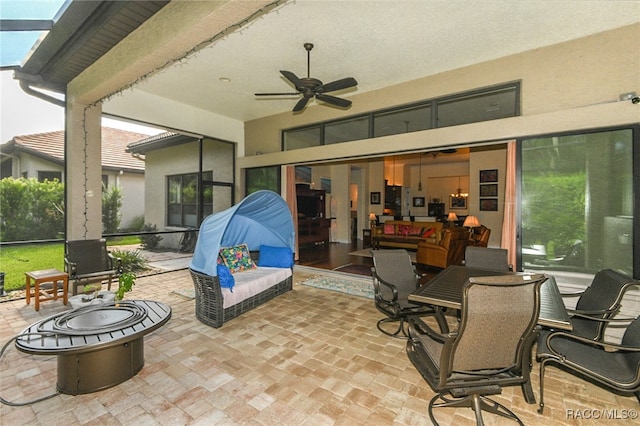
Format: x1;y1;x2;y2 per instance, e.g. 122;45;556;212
406;274;547;425
371;249;435;338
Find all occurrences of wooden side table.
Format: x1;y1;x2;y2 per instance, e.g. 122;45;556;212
25;269;69;311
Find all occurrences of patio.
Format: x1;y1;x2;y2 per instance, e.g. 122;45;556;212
1;267;638;425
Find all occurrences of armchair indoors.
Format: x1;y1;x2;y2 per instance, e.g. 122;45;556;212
371;249;435;338
416;227;470;269
406;273;547;425
537;316;640;414
469;225;491;247
65;239;121;295
464;246;512;271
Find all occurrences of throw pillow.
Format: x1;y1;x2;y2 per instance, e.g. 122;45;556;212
408;226;423;236
383;224;395;235
422;227;436;238
398;224;411;236
218;243;257;273
216;264;235;291
258;245;294;268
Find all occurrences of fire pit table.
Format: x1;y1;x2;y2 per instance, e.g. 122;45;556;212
15;300;171;395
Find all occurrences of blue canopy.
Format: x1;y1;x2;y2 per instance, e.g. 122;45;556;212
190;190;295;276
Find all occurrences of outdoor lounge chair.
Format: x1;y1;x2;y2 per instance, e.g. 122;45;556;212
406;274;547;425
65;239;121;295
371;249;435;338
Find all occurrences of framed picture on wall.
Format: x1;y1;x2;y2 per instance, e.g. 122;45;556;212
370;192;381;204
450;195;467;209
480;198;499;211
480;169;498;183
479;183;498;197
413;197;425;207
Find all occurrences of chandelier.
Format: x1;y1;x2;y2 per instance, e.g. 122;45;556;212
450;176;468;198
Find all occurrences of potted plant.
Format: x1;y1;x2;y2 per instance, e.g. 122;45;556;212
115;271;136;300
82;284;101;302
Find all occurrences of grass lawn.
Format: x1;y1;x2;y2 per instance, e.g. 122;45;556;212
0;236;140;292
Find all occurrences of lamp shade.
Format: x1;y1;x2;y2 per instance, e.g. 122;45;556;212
446;212;458;222
463;215;481;228
369;212;377;221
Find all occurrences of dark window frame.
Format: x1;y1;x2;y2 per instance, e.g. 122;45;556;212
282;81;520;150
516;124;639;279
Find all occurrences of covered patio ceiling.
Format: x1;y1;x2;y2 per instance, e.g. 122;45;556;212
8;0;640;125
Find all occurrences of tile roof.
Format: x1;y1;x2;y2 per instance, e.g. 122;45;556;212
4;127;147;172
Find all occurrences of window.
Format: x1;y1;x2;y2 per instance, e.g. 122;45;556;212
282;82;519;151
38;171;61;182
246;166;280;194
437;86;518;127
520;128;635;277
324;115;369;144
373;104;431;137
167;172;213;227
283;126;321;151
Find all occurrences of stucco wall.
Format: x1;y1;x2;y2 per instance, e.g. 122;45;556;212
142;138;234;248
241;23;640;167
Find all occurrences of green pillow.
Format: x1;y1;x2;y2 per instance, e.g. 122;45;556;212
218;243;257;273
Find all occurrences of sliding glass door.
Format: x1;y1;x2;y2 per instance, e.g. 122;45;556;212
520;128;636;278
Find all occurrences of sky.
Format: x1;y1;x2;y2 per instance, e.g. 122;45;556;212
0;0;162;143
0;70;162;143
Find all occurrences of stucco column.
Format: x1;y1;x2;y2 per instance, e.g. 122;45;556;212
65;102;103;240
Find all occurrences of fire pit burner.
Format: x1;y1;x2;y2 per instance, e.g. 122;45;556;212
16;300;171;395
48;303;147;334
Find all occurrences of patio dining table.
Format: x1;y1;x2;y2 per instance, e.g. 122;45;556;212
409;265;572;332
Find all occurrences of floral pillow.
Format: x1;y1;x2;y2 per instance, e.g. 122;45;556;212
383;224;395;235
218;243;257;273
398;224;411;236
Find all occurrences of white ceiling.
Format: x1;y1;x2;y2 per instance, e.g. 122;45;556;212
119;0;640;122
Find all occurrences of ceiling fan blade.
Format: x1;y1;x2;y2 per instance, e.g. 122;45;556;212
280;70;305;92
317;77;358;93
316;93;351;108
255;92;300;96
293;96;310;112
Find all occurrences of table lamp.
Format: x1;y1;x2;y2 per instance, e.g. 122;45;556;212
369;212;377;229
446;212;458;227
463;215;480;236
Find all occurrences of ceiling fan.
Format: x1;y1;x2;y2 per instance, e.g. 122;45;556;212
254;43;358;112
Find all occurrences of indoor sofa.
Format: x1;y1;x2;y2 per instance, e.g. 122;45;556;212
371;220;443;250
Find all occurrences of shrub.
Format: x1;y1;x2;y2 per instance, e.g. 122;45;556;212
110;248;147;273
126;215;146;232
0;177;64;241
140;223;162;250
102;185;122;234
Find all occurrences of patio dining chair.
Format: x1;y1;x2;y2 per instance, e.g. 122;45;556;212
65;239;121;295
558;269;638;341
406;273;547;425
371;249;435;338
537;316;640;414
464;246;512;271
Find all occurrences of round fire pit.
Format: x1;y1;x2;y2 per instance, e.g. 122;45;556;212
15;300;171;395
